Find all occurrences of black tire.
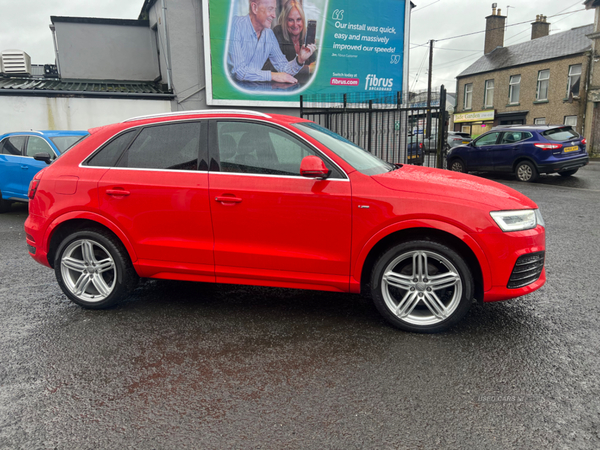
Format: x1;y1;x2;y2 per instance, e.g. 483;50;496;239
449;159;467;173
54;229;138;309
515;160;537;182
0;190;12;213
559;169;578;177
370;240;473;333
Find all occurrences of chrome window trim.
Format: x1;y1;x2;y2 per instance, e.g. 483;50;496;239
79;117;349;180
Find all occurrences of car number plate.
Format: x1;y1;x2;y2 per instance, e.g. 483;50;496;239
462;141;470;144
564;146;578;153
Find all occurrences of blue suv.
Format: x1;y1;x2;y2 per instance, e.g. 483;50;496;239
0;130;88;212
446;125;589;182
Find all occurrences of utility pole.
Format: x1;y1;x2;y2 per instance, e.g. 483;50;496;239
426;40;433;138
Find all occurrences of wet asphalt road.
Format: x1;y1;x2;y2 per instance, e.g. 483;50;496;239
1;163;600;449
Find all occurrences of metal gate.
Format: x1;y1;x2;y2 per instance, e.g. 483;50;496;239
300;87;448;168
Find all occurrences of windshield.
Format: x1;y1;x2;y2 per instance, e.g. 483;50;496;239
293;122;394;175
50;134;89;153
542;127;579;142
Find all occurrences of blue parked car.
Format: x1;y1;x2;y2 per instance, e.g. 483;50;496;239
446;125;589;182
0;130;89;212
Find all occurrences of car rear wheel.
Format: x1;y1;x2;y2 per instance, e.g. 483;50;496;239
559;169;578;177
0;191;12;213
449;159;466;173
370;240;473;333
54;229;138;309
515;161;537;182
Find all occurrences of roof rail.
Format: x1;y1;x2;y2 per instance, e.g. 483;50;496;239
122;109;272;123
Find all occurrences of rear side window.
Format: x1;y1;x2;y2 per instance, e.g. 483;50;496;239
500;132;532;144
87;130;137;167
117;122;201;171
1;136;26;155
543;127;579;141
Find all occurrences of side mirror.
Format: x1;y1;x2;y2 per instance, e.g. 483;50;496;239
33;152;52;165
300;155;330;179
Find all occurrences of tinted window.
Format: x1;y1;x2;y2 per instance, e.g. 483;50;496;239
1;136;26;155
293;122;393;176
26;136;55;157
474;132;500;147
543;127;579;142
500;132;532;144
87;130;137;167
118;122;201;170
216;121;342;178
51;135;88;153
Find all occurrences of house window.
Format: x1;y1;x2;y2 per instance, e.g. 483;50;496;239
567;64;582;98
509;75;521;104
464;83;473;110
534;118;546;125
536;70;550;101
564;116;577;127
484;80;494;108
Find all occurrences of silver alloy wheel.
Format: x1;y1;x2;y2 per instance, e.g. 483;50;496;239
381;250;463;326
450;161;464;172
517;163;533;181
60;239;117;302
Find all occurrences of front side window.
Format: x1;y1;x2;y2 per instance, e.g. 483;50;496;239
293;122;394;176
464;83;473;109
0;136;26;156
474;132;501;147
484;80;494;108
536;69;550;101
117;122;201;171
26;136;55;158
509;75;521;104
567;64;582;97
216;121;342;178
564;116;577;127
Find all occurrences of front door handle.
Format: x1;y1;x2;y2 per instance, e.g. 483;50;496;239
106;189;131;197
21;166;29;170
215;196;242;204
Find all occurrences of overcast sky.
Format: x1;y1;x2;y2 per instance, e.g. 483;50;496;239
0;0;595;93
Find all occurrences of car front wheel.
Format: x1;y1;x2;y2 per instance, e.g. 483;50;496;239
515;161;537;182
54;229;138;309
449;159;466;173
370;240;473;333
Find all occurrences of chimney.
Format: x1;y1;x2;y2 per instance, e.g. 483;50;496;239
531;15;550;40
484;4;506;54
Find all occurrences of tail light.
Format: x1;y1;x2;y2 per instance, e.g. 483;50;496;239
419;143;423;149
28;179;40;199
534;143;562;150
582;138;587;145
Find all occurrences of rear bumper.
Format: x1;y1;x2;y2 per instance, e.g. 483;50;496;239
537;155;589;174
24;213;52;268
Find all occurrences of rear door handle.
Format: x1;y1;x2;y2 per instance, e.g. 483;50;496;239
215;196;242;204
106;189;130;197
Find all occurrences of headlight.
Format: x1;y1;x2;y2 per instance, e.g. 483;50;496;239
490;209;544;232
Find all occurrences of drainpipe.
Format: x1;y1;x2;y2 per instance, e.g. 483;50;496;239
161;0;173;91
49;24;61;76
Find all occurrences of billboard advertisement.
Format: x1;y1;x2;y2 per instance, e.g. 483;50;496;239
202;0;410;107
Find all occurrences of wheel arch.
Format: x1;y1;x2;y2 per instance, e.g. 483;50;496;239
512;156;538;173
448;156;467;172
45;213;137;269
356;223;488;304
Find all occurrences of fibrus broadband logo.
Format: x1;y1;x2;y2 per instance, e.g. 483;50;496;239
365;74;393;91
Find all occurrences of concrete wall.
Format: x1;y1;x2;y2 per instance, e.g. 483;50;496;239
54;20;160;81
0;96;171;134
456;54;588;133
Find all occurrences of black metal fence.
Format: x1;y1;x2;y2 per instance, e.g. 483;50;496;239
300;87;448;168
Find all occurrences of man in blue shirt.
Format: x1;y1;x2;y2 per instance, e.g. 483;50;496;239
227;0;316;84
